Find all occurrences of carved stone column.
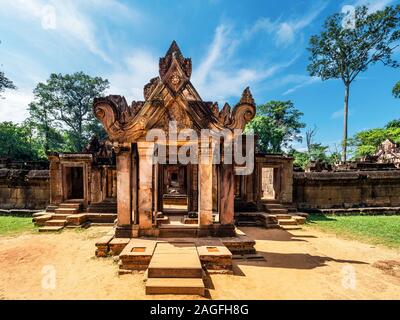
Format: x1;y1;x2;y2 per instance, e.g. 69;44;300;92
137;142;154;231
48;154;62;205
199;142;214;226
115;144;132;226
220;163;235;225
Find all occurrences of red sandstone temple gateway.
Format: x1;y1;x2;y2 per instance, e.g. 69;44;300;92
93;41;257;238
45;42;295;238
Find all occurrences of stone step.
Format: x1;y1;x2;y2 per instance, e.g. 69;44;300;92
39;226;63;232
267;208;288;214
45;205;58;213
66;214;87;226
280;225;302;231
51;213;70;220
32;214;53;226
158;227;198;238
278;218;298;226
145;278;205;296
55;208;79;215
59;203;81;209
148;261;203;278
275;214;292;220
292;216;307;224
156;216;170;225
45;219;67;227
295;212;309;218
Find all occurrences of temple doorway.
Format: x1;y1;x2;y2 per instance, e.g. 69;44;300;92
261;167;280;200
64;166;84;200
161;165;188;215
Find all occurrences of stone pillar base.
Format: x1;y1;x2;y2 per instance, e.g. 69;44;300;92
198;224;236;237
139;227;160;238
115;225;139;238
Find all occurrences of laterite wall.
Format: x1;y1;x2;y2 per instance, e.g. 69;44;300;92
293;171;400;209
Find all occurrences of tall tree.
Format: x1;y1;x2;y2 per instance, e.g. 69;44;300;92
245;100;305;153
393;80;400;98
30;72;109;152
307;4;400;162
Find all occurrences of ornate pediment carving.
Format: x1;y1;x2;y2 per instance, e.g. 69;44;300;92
93;42;257;142
144;77;161;100
217;87;256;130
159;41;192;79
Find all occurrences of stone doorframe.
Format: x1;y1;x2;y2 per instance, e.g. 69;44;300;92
48;153;93;208
114;140;236;238
60;160;91;207
255;155;293;204
238;154;293;205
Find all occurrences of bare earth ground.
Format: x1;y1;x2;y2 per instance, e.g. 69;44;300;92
0;226;399;300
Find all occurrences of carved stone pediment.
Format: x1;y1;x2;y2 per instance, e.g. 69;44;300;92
93;42;257;143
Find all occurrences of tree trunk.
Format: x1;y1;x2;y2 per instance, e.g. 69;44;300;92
342;84;350;162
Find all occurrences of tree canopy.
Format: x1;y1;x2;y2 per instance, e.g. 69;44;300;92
307;4;400;161
29;72;110;152
0;122;41;161
349;120;400;159
0;71;16;97
393;81;400;98
245;100;305;154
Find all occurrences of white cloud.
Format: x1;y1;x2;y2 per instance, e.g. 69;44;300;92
193;25;231;85
106;50;158;101
0;89;33;123
0;0;139;63
191;24;299;103
283;77;320;95
245;2;328;47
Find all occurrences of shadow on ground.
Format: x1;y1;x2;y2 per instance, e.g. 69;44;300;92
233;226;368;275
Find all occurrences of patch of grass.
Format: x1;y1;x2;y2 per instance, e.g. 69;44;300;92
0;216;36;236
306;214;400;248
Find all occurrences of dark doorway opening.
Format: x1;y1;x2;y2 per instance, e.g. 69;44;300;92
65;167;84;200
162;164;188;215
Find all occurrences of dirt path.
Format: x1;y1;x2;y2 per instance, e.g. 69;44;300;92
0;226;399;300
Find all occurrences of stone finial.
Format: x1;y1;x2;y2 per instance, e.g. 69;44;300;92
239;87;255;106
165;40;182;58
159;40;192;79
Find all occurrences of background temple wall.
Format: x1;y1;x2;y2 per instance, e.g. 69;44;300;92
0;169;50;210
293;171;400;209
2;167;400;212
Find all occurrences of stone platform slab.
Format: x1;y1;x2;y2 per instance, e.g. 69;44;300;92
148;242;202;278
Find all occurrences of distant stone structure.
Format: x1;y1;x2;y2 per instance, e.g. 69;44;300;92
47;137;117;211
370;139;400;168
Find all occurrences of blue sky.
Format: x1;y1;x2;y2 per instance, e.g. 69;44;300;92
0;0;399;152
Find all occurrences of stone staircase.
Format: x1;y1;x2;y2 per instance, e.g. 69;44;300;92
38;202;82;232
261;201;307;230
